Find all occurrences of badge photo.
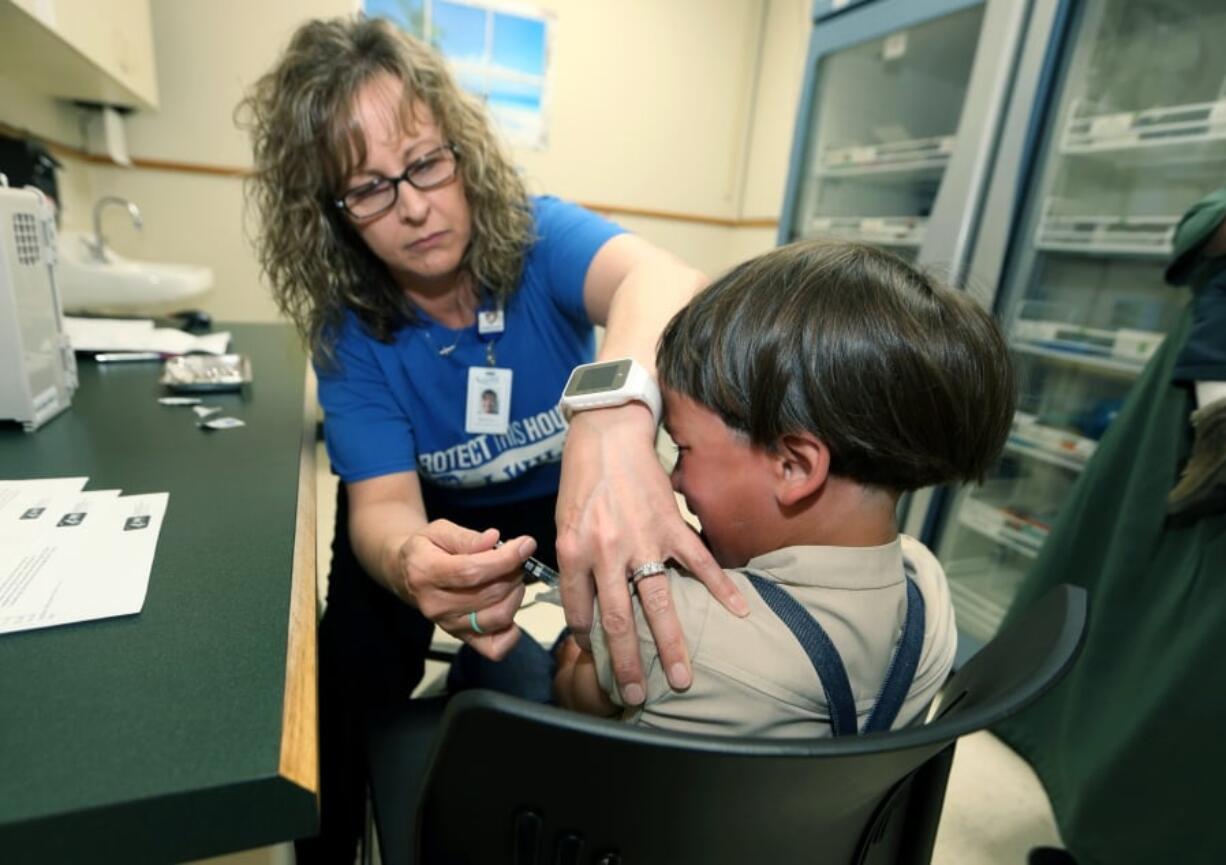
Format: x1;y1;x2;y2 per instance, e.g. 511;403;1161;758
465;366;512;435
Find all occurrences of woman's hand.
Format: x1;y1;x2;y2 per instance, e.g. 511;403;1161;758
555;404;748;706
396;520;535;661
347;472;533;660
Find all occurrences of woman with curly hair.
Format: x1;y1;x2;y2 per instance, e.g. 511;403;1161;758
241;15;744;861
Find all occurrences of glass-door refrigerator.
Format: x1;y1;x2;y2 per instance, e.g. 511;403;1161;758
922;0;1226;655
780;0;1034;535
780;0;1031;281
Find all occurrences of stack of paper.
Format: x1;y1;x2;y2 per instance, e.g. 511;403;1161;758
0;478;168;635
63;317;231;356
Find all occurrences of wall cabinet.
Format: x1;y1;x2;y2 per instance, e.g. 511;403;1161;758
0;0;158;110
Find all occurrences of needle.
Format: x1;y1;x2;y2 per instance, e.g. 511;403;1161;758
494;540;559;587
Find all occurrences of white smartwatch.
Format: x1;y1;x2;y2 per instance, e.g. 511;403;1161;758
559;357;662;425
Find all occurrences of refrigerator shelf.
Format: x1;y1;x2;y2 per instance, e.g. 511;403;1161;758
818;135;955;177
805;215;927;247
1061;98;1226;162
1008;412;1097;471
1011;340;1147;378
1005;439;1085;473
1011;319;1163;365
1034;209;1178;258
956;497;1050;559
1005;436;1091;473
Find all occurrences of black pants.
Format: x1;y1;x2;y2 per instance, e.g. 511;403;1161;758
295;482;558;864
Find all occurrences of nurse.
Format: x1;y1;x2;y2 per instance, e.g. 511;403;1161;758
241;15;745;861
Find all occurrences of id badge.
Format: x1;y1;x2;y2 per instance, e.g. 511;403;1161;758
477;308;505;335
466;366;512;435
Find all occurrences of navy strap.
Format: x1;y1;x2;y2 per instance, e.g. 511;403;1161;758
745;573;859;736
863;575;925;733
745;566;925;737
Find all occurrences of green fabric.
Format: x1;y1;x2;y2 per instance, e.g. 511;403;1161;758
992;303;1226;864
1166;186;1226;285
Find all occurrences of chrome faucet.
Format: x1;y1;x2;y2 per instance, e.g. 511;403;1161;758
89;196;143;260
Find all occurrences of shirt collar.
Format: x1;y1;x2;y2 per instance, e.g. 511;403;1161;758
744;537;905;590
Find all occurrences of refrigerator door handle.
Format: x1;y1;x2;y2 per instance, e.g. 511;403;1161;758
918;0;1035;288
962;0;1069;312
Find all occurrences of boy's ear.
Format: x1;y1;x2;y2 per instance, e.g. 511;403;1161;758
773;432;830;506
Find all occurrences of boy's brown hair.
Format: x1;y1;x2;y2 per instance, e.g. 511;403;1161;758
656;240;1015;492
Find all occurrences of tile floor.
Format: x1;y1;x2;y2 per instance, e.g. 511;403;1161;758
195;447;1064;865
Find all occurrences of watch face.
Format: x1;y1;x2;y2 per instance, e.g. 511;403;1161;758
567;360;630;395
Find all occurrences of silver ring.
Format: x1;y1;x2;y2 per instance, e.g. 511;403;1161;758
628;560;667;584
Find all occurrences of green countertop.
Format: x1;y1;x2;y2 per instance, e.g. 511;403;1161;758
0;323;318;864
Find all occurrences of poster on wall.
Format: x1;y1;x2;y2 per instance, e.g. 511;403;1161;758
365;0;552;149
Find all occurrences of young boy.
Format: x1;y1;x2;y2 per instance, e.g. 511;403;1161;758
553;239;1015;738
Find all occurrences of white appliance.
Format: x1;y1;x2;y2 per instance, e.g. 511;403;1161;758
0;179;76;431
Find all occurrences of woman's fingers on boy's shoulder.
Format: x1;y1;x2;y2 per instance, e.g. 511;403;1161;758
671;528;749;617
635;573;692;691
592;562;648;705
556;535;598;647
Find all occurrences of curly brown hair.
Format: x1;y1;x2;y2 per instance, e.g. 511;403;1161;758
237;15;534;366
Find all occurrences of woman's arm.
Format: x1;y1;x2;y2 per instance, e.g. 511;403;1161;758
555;234;748;706
347;471;533;659
584;234;705;373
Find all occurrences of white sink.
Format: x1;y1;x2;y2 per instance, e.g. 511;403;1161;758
54;230;213;311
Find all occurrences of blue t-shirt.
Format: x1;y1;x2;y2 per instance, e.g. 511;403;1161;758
317;196;626;508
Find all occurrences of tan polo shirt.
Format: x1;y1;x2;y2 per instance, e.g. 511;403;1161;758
590;535;957;739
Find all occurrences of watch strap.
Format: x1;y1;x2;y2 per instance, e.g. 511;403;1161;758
560;358;662;425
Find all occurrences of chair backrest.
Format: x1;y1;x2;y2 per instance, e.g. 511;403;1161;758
411;584;1087;865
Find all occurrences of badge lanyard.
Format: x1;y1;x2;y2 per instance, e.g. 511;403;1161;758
475;304;504;366
464;300;511;435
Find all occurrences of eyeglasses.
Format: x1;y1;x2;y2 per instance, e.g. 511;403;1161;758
334;144;460;219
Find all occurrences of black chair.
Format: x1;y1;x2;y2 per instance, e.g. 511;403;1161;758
366;583;1087;865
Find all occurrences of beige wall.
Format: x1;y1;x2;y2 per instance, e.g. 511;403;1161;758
2;0;810;321
517;0;760;217
0;75;96;224
742;0;810;219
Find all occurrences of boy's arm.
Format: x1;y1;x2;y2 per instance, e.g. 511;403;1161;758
553;636;619;716
562;572;710;720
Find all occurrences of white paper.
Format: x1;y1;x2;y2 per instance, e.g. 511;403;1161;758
64;316;153;345
0;483;167;635
0;477;89;550
103;106;132;167
64;317;231;355
0;490;120;629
